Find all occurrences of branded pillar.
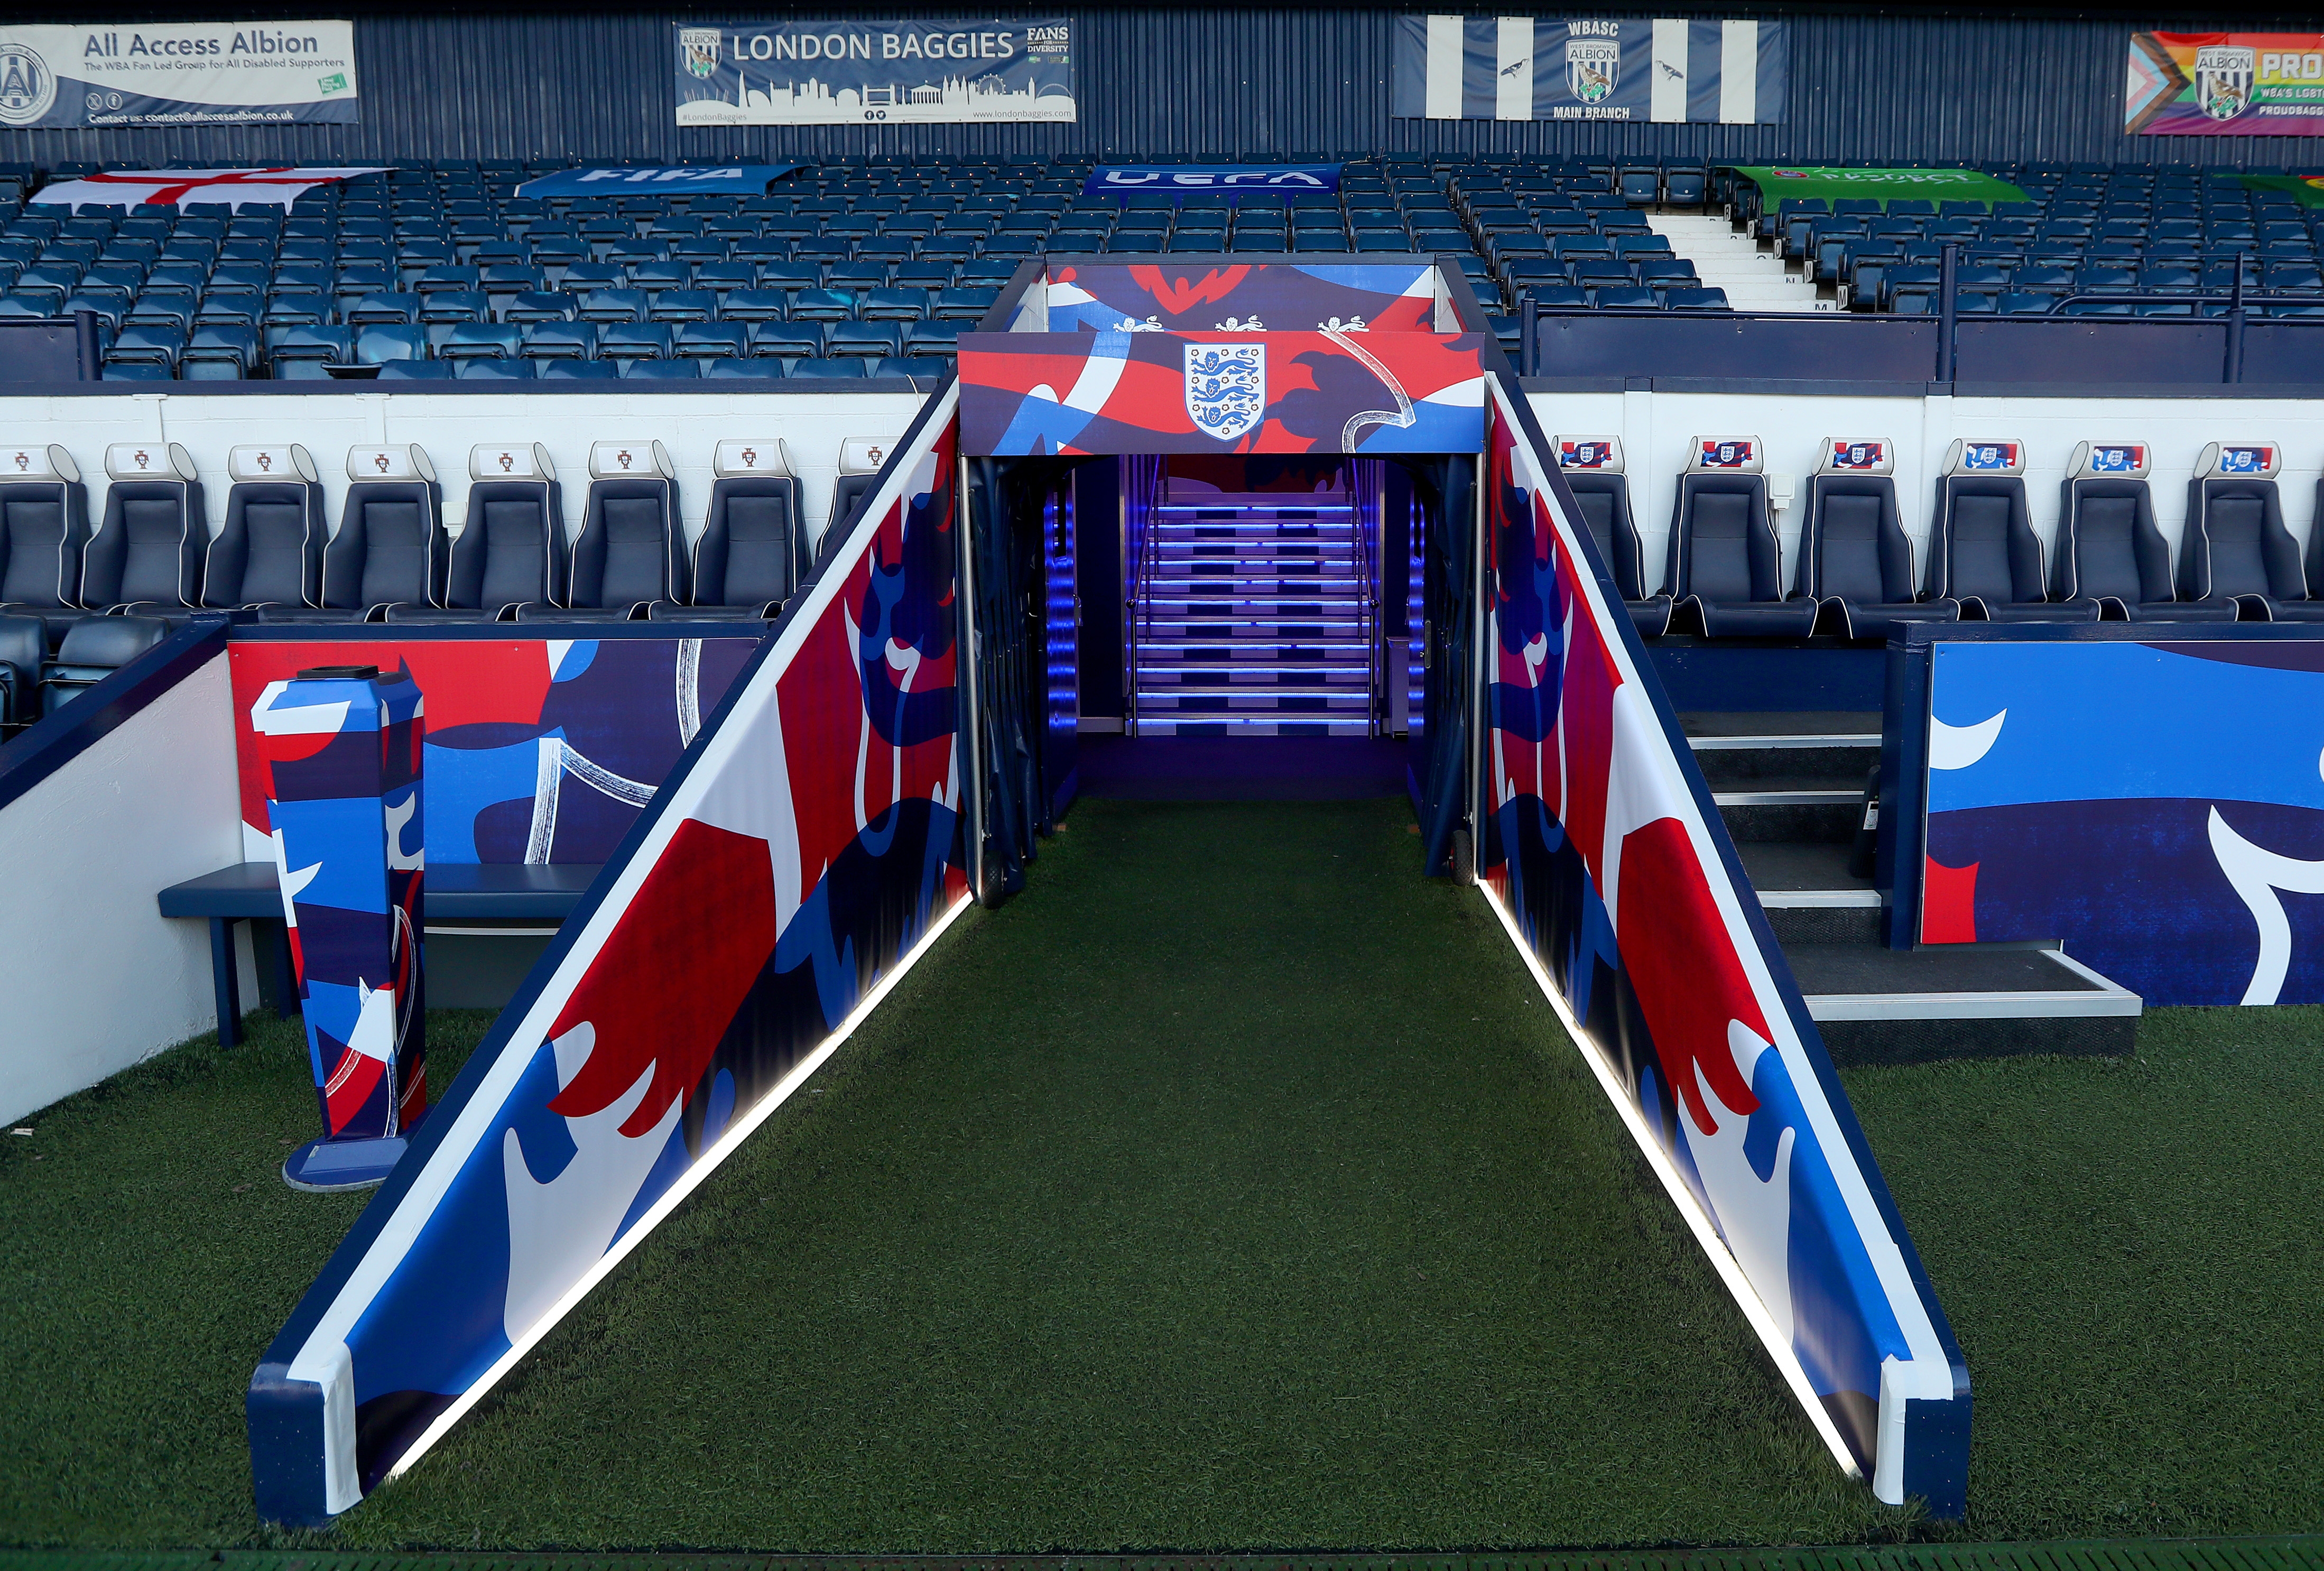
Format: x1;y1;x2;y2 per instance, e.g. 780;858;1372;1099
254;665;426;1191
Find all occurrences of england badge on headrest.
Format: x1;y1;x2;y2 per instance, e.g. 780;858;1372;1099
1184;341;1265;443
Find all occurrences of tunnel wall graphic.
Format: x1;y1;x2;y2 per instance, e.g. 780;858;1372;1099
1477;375;1970;1513
247;387;971;1526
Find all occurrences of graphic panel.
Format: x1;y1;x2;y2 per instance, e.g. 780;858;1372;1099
248;394;970;1523
1047;262;1436;334
958;330;1487;456
1922;638;2324;1005
1477;379;1967;1512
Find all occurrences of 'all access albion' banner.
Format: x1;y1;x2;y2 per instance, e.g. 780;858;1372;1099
674;19;1074;124
2127;32;2324;135
0;21;357;128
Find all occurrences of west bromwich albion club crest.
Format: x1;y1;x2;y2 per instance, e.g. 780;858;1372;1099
1184;343;1266;442
1566;38;1619;104
680;28;721;80
2196;44;2254;122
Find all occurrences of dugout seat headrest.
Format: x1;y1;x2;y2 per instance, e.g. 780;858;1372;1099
1686;436;1762;474
839;437;892;475
229;444;320;484
2195;441;2281;481
714;438;793;478
1942;438;2026;477
470;442;555;482
348;443;437;483
104;442;197;483
2068;441;2151;482
2;444;81;483
1816;437;1894;477
1554;436;1624;474
589;440;673;481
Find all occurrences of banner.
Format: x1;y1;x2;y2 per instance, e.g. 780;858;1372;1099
516;164;804;199
0;21;357;128
673;18;1073;125
2241;173;2324;208
30;166;384;211
1085;164;1341;201
1734;167;2029;209
1392;14;1784;123
2127;32;2324;136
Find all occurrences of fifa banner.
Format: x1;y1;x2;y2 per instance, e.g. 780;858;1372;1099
32;167;385;211
1392;14;1785;123
2128;32;2324;136
1478;383;1968;1512
248;391;972;1524
674;18;1074;125
0;21;356;129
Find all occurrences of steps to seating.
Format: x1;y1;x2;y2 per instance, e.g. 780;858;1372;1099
1685;710;2140;1063
1649;213;1830;314
1131;499;1376;737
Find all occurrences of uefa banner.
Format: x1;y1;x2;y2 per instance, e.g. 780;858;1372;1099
2127;32;2324;136
1392;14;1785;123
674;17;1074;125
0;21;357;128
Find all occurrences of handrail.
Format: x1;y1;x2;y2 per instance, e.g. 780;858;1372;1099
1347;463;1382;736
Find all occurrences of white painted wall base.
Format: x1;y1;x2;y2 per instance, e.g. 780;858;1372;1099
0;653;245;1125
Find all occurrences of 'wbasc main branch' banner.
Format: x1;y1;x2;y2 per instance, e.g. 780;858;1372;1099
1393;14;1785;123
674;18;1074;125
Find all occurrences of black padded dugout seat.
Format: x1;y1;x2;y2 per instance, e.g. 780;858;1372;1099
39;614;168;715
1665;436;1817;637
530;440;684;622
0;443;92;640
655;437;800;622
1792;438;1958;639
203;444;325;611
0;613;44;728
388;442;566;622
1552;435;1669;637
2178;441;2324;622
84;442;206;615
1927;438;2095;623
258;445;447;623
828;436;890;542
2052;441;2234;622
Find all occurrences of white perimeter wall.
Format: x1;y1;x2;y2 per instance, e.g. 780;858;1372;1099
1529;389;2324;597
0;652;246;1125
0;389;929;557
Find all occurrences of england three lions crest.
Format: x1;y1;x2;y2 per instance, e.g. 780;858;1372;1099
1184;343;1265;442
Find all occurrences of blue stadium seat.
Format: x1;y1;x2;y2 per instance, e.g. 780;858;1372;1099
790;357;867;379
456;357;536;380
751;322;822;359
676;320;749;360
2178;441;2324;621
718;289;791;322
1550;435;1669;636
790;287;857;321
182;323;261;378
600;321;674;361
1792;439;1959;638
828;320;902;358
522;320;598;360
345;290;419;326
579;287;649;323
356;322;429;364
703;357;780;380
110;322;186;372
1663;287;1729;311
375;359;457;380
540;358;619;379
1665;437;1817;637
2052;441;2234;621
624;358;699;380
441;321;522;360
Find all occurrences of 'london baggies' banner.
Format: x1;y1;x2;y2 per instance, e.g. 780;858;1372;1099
2127;32;2324;136
0;21;357;128
1392;15;1785;122
674;18;1074;125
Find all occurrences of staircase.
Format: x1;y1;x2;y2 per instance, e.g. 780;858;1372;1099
1129;497;1377;737
1648;212;1830;313
1689;711;2141;1064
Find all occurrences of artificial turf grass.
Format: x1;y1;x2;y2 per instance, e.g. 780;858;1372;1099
7;803;2324;1552
335;797;1889;1553
0;1008;497;1549
1838;1002;2324;1544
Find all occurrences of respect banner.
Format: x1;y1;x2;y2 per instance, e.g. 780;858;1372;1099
674;18;1074;125
1734;167;2030;208
2127;31;2324;136
0;21;357;128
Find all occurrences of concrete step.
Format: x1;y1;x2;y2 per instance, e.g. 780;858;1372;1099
1133;716;1374;736
1787;940;2140;1065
